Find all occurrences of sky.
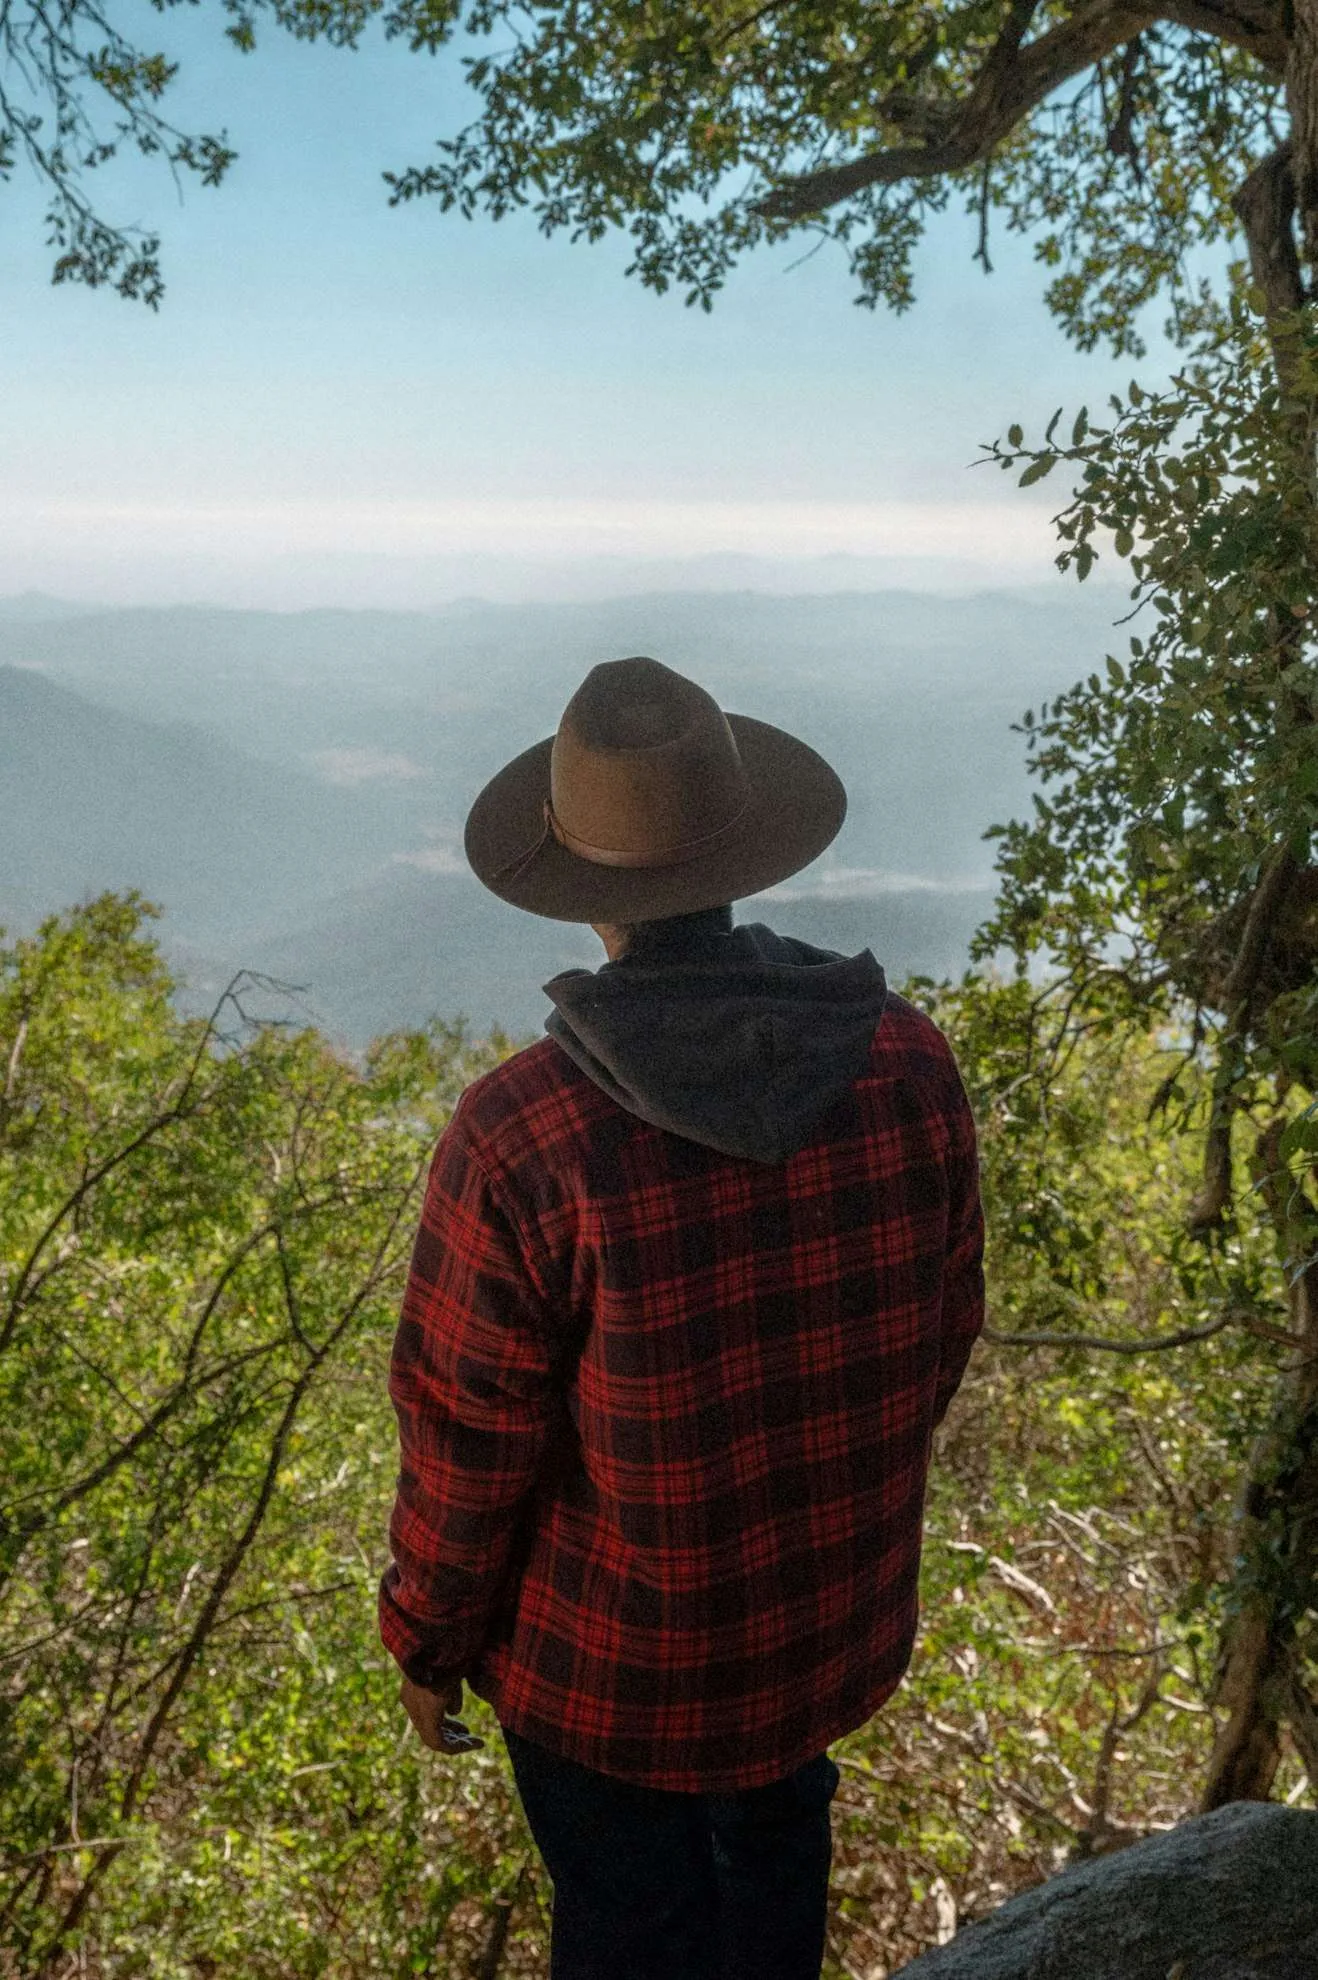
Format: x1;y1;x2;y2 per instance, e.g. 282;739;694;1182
1;9;1188;609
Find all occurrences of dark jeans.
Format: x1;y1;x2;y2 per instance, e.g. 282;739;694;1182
501;1723;840;1980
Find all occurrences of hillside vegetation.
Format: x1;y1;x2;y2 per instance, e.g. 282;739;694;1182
1;895;1300;1978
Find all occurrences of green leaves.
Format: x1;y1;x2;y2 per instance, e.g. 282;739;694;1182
302;0;1281;344
0;898;517;1973
982;292;1318;1053
1018;454;1055;487
1278;1104;1318;1165
971;290;1318;1799
8;0;1284;342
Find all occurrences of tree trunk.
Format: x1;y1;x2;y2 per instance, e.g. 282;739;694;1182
1290;0;1318;285
1200;1125;1318;1810
1198;0;1318;1812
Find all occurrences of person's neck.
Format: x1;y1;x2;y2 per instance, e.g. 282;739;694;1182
614;905;734;965
593;923;632;963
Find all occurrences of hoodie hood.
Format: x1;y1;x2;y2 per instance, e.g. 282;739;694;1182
543;916;888;1165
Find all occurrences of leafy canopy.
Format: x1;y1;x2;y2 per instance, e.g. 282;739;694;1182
2;0;1283;335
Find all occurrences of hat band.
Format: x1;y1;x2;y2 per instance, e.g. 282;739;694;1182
491;793;750;885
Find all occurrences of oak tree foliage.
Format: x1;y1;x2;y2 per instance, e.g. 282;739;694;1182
0;0;1288;337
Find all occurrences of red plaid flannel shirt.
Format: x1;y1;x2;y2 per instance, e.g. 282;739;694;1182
380;990;984;1790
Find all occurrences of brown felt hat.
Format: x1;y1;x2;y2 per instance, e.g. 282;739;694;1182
463;655;847;923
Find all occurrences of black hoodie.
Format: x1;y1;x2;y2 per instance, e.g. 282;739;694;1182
542;905;889;1165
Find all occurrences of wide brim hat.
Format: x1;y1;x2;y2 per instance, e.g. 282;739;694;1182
464;655;846;923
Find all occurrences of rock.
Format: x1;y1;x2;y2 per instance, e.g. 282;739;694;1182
889;1803;1318;1980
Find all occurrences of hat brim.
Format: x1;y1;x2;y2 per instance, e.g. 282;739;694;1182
464;714;846;923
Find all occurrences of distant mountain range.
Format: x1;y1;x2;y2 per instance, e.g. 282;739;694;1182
0;665;400;941
1;586;1126;1042
0;592;107;622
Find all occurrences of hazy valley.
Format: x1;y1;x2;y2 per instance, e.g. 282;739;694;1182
1;583;1127;1041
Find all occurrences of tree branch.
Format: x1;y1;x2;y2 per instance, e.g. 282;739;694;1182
755;0;1285;224
1188;845;1299;1233
35;1165;423;1966
983;1314;1232;1353
1281;1657;1318;1781
1287;0;1318;280
1107;35;1146;180
1;1014;28;1118
0;970;272;1357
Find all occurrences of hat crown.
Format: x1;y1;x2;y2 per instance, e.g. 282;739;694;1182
550;657;751;869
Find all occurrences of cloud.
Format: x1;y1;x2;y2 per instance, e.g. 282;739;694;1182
755;866;996;901
388;849;994;899
0;494;1073;608
392;844;471;875
4;495;1055;565
312;748;427;785
387;849;995;897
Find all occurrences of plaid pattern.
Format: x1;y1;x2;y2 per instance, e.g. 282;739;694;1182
380;990;984;1791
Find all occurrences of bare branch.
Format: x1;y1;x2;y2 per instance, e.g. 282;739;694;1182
974;158;994;270
1127;1409;1188;1510
1188;844;1300;1233
983;1314;1232;1353
0;1181;388;1580
2;1014;28;1112
39;1156;423;1962
1281;1660;1318;1781
473;1857;533;1980
1079;1653;1165;1853
1107;34;1146;180
712;0;791;47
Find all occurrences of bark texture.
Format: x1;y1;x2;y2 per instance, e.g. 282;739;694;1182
1200;1154;1318;1809
1290;0;1318;280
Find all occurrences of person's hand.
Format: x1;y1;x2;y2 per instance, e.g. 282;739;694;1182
400;1674;486;1754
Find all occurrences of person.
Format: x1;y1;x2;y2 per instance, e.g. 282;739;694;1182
379;655;985;1980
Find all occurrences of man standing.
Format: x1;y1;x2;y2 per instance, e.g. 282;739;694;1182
380;656;985;1980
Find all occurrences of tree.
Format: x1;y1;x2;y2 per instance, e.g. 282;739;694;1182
0;0;1290;328
970;309;1318;1811
0;897;520;1974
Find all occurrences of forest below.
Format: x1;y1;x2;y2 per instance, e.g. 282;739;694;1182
1;880;1309;1977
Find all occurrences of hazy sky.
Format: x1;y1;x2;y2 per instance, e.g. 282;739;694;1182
2;11;1186;607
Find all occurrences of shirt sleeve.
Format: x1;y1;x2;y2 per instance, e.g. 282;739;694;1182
379;1114;560;1690
932;1069;986;1429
